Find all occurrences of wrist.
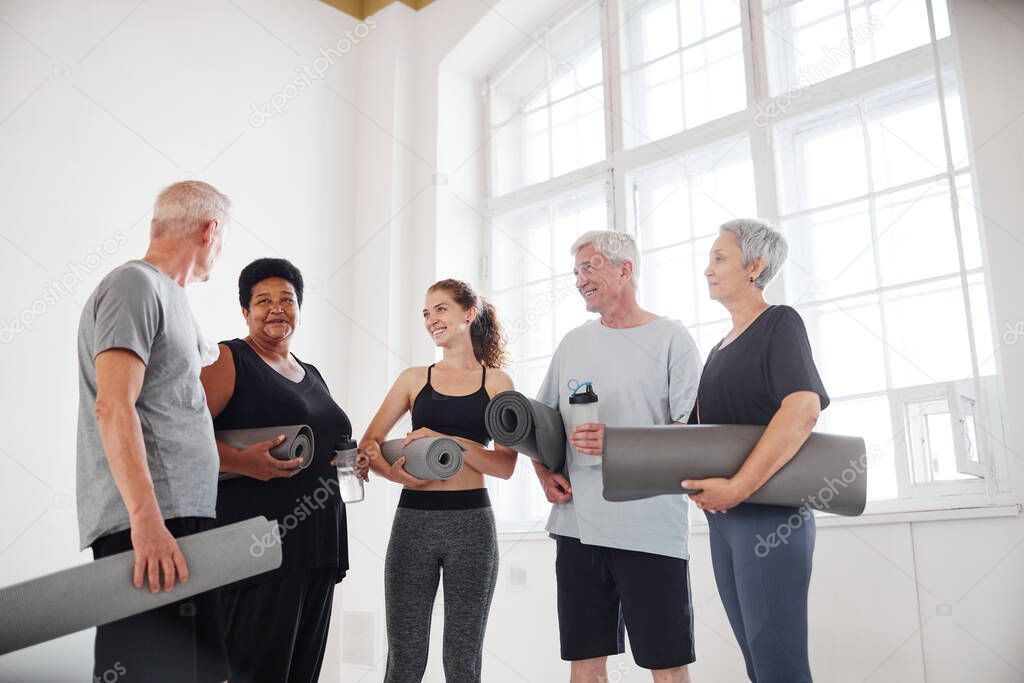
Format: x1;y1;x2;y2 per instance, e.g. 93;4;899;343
729;475;755;500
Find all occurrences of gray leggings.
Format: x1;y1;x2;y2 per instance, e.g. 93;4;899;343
384;490;499;683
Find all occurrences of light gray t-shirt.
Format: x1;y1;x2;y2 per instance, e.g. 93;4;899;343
76;260;219;549
538;317;700;559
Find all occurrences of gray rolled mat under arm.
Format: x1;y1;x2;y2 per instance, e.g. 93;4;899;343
0;516;282;655
484;391;566;473
602;425;867;516
381;437;464;480
215;424;314;481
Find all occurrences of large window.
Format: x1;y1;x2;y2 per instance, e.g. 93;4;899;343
484;0;1006;531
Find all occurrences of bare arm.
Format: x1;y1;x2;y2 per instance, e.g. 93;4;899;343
198;344;302;481
730;391;822;496
95;349;188;593
360;368;429;487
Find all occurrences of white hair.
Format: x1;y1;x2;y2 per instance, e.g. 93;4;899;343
719;218;788;289
151;181;231;238
569;230;640;284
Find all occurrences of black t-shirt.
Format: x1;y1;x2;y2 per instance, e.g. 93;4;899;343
688;305;829;426
214;338;353;584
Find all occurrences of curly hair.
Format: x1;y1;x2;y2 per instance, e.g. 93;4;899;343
428;279;508;368
238;258;304;310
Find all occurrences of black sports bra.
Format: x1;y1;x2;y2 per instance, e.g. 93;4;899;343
411;364;491;445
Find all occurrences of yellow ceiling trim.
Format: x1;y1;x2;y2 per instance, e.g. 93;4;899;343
319;0;435;20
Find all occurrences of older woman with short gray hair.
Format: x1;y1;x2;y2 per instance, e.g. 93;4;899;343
682;218;829;682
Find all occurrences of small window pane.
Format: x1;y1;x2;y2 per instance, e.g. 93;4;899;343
875;180;963;287
551;87;605;177
800;295;887;397
775;106;869;214
633;136;755;252
622;0;745;148
681;29;746;129
782;200;877;302
883;277;973;388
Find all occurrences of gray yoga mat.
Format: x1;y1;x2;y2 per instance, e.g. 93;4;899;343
381;437;464;480
484;391;566;473
215;424;314;481
0;516;281;655
603;425;867;516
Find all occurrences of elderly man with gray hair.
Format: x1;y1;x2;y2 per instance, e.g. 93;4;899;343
532;229;701;682
682;218;829;682
76;181;232;682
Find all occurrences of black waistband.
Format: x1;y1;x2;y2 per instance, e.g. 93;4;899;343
398;488;491;510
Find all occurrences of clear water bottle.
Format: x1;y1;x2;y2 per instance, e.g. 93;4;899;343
569;382;600;467
334;438;364;504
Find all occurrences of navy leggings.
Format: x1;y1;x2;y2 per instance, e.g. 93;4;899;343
707;503;816;683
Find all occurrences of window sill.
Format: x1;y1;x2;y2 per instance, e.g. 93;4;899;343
495;502;1022;541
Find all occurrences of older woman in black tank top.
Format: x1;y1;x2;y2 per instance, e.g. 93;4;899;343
361;279;518;682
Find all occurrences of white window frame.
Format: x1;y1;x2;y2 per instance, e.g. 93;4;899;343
481;0;1011;527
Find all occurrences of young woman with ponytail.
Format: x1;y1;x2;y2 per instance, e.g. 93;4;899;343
360;278;518;683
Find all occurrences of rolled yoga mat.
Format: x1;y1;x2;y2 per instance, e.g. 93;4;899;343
0;516;282;655
484;390;566;473
380;437;464;480
215;424;314;480
602;425;868;516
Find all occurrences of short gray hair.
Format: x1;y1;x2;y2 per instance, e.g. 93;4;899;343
719;218;788;289
151;181;231;238
570;230;640;284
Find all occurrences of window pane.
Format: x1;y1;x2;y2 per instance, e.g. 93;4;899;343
864;75;949;191
633;136;755;252
623;0;679;65
490;2;603;195
491;205;555;291
875;180;962;287
551;87;605;177
883;276;973;388
782;199;876;302
622;0;744;148
550;2;604;99
680;0;741;45
765;0;951;96
800;295;887;397
681;29;746;129
775;106;868;214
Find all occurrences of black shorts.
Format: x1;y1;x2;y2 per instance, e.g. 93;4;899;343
91;516;229;683
554;534;695;670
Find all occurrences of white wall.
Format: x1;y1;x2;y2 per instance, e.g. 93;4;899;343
0;0;361;679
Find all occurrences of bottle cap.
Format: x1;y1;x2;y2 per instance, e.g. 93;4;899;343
334;437;357;451
569;382;598;405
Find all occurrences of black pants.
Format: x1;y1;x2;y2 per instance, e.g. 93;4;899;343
222;568;337;683
91;517;229;683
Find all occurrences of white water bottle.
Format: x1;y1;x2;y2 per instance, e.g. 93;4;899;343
569;382;600;467
334;438;364;504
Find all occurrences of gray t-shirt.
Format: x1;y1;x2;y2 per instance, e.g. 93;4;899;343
538;317;700;559
76;260;219;549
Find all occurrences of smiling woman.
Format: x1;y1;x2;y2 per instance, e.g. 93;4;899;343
198;257;364;683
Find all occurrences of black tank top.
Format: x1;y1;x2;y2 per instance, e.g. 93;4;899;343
214;338;352;583
411;364;491;445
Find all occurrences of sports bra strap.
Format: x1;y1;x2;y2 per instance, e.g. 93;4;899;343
480;365;487;389
426;363;435;387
